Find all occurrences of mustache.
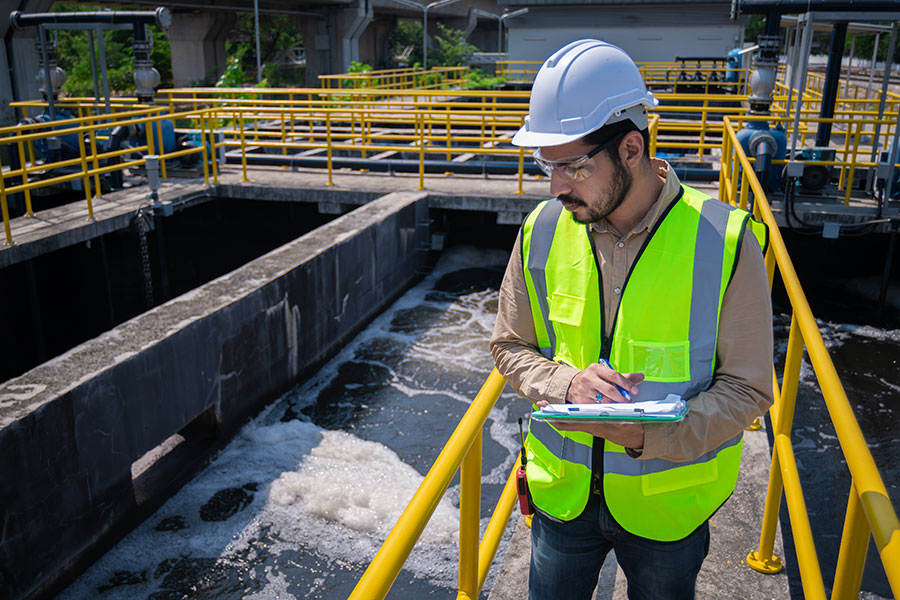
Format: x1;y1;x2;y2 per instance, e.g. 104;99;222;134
558;194;585;207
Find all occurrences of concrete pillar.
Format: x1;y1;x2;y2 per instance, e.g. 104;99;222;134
296;15;327;86
165;12;234;87
1;0;54;124
332;0;373;72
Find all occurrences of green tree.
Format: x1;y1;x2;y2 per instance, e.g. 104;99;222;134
388;20;423;67
848;32;900;68
225;13;303;86
432;22;477;68
744;15;765;45
52;3;171;97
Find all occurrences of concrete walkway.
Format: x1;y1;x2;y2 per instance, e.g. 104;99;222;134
487;423;791;600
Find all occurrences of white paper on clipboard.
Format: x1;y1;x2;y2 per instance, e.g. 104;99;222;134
532;394;687;422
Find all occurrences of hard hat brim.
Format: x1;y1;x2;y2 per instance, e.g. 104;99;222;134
511;127;587;148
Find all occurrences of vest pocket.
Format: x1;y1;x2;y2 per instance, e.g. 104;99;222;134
548;292;584;326
628;340;690;382
641;458;718;496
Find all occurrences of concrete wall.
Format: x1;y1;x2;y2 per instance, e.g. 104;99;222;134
0;191;429;600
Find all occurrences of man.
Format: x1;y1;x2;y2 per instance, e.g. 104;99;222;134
490;39;774;600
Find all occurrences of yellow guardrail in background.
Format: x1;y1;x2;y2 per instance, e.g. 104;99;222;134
4;63;899;246
496;60;540;82
318;66;470;92
348;368;515;600
720;115;899;599
0;106;221;244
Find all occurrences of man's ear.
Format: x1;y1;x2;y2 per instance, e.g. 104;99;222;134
619;130;645;169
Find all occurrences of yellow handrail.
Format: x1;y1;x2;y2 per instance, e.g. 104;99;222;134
348;368;511;600
721;116;900;598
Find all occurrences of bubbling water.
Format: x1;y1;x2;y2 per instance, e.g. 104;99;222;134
58;246;521;600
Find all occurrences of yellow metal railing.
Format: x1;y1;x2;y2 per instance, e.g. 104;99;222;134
318;66;469;92
5;68;899;245
720;115;899;599
496;60;540;82
0;106;221;244
348;368;516;600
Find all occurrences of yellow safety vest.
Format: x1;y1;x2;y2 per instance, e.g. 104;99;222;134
521;185;767;541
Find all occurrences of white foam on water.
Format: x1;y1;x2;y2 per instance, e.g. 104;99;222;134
268;429;459;543
58;245;518;599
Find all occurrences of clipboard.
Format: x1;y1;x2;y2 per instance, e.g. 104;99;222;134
531;394;689;423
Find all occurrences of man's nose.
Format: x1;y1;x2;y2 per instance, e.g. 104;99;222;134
549;170;572;197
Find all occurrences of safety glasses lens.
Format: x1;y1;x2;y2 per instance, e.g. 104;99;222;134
532;151;596;182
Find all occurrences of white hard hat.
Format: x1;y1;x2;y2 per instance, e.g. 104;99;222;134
512;39;659;148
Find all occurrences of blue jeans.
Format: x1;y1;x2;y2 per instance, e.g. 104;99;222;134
529;495;710;600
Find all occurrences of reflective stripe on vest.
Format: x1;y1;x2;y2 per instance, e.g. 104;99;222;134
521;200;564;359
521;184;767;540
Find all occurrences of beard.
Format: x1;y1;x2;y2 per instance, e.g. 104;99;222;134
559;159;633;225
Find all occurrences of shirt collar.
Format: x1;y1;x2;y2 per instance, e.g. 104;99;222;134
590;158;682;235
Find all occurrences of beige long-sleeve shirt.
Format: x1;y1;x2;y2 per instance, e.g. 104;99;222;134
490;159;774;462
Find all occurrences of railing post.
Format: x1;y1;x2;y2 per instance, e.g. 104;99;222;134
77;124;95;221
830;481;869;600
87;125;102;199
748;312;803;574
239;110;249;183
208;110;219;185
155;116;168;179
200;113;210;186
516;147;525;195
326;111;334;187
418;112;425;191
458;429;482;600
698;99;708;159
0;156;13;245
16;139;35;216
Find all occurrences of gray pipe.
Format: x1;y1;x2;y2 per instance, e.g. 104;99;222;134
9;8;171;30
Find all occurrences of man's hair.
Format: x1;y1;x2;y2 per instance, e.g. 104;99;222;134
582;119;651;167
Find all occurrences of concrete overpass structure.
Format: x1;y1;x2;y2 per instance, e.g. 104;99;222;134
1;0;506;124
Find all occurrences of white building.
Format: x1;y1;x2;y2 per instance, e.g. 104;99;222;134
500;1;748;63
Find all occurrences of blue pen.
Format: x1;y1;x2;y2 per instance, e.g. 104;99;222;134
598;358;632;401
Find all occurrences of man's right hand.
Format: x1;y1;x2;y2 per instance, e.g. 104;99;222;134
565;363;644;404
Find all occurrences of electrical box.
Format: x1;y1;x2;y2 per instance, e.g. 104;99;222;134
796;147;836;192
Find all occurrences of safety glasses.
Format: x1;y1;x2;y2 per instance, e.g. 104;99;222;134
531;134;621;183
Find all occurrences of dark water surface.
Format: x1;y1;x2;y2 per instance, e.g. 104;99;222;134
56;244;898;599
58;247;528;600
772;314;899;599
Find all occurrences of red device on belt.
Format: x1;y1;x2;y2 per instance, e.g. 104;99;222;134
517;418;533;515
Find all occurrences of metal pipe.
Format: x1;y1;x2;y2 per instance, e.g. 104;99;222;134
37;25;56;120
10;8;170;30
866;32;880;102
97;28;111;114
815;21;848;147
845;34;856;84
225;152;722;180
254;0;262;84
867;22;897;193
783;18;802;124
88;29;100;102
789;13;815;161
